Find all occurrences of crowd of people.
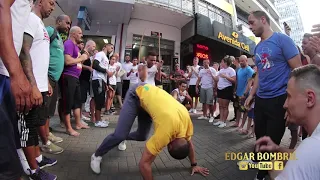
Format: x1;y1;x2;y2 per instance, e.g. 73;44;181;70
1;0;320;180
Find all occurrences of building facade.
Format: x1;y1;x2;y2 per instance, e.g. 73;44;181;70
275;0;304;47
48;0;284;90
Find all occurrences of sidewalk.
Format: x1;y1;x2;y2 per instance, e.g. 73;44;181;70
28;104;295;180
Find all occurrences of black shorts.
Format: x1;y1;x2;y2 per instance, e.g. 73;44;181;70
80;80;90;103
115;82;122;96
19;92;48;147
188;85;199;98
0;75;23;180
47;77;58;118
92;79;106;111
217;86;233;101
122;80;130;99
59;74;82;115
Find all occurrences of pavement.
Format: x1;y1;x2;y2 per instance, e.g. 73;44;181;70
30;104;296;180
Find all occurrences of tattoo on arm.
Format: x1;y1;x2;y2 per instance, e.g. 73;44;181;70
19;33;36;86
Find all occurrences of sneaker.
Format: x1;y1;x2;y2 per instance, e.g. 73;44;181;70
37;156;57;169
82;114;90;121
91;154;102;174
95;121;108;128
81;120;89;126
188;108;193;113
197;116;208;120
218;122;227;128
102;120;110;126
213;121;222;126
48;132;63;143
29;168;57;180
208;117;214;123
214;114;220;119
118;141;127;151
193;109;197;114
41;141;64;155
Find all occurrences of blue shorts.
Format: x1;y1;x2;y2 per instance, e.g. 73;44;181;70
0;75;23;180
248;108;254;119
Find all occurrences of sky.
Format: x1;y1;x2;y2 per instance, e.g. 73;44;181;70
298;0;320;33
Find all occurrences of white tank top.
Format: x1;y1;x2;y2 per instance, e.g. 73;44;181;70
172;88;186;103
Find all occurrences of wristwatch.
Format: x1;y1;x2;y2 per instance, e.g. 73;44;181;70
191;163;197;167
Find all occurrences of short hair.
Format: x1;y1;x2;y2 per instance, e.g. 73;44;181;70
213;62;219;65
85;40;95;47
251;10;270;24
168;139;190;160
110;55;117;59
222;56;233;66
303;33;313;39
132;57;138;60
147;51;157;57
179;80;187;86
290;64;320;97
104;43;114;48
230;56;235;62
56;14;68;24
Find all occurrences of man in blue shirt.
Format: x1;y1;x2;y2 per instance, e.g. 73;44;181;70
232;55;254;130
245;10;302;180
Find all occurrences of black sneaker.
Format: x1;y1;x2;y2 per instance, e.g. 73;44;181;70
29;168;57;180
37;156;57;169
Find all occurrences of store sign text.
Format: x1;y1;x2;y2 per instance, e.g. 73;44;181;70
196;52;209;59
196;44;209;51
217;32;250;52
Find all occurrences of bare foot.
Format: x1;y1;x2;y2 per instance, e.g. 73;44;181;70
76;124;90;130
67;129;80;137
231;123;239;127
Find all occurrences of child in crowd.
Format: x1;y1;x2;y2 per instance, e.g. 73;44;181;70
242;73;256;138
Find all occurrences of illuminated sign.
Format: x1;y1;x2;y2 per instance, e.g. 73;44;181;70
196;52;209;59
217;32;250;52
196;44;209;51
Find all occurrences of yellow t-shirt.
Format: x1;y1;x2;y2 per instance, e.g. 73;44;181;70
135;84;194;156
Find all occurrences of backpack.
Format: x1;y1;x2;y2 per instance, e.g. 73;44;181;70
49;27;58;44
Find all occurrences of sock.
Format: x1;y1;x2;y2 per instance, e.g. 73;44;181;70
31;169;36;174
17;148;31;175
36;154;43;163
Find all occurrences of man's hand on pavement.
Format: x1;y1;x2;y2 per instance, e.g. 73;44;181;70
191;166;209;176
10;74;32;114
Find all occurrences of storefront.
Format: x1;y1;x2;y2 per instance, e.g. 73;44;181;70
180;13;256;68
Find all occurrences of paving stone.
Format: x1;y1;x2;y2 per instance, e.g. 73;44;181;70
34;103;296;180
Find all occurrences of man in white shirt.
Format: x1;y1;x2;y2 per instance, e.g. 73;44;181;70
196;59;218;122
92;44;114;128
187;57;200;114
122;55;133;98
18;0;58;179
0;0;33;179
255;65;320;180
127;57;139;86
145;51;163;85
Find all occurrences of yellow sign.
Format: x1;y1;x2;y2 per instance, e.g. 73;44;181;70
206;0;234;15
225;152;297;161
218;32;250;52
274;161;284;171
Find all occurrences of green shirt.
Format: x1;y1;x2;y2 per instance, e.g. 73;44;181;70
46;26;64;81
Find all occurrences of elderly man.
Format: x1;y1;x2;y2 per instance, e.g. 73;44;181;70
91;65;209;179
256;64;320;180
59;26;90;136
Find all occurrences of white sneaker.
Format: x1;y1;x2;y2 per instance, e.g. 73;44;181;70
189;108;193;113
218;122;227;128
208;117;214;123
213;121;222;126
82;114;90;121
95;121;108;128
90;154;102;174
193;109;197;114
118;141;127;151
81;120;88;126
197;116;208;120
102;120;110;126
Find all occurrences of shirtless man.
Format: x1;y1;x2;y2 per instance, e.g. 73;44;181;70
91;65;209;179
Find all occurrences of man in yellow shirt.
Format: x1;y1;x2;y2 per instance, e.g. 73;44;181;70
90;65;209;179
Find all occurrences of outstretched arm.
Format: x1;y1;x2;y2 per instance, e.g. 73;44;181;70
139;147;156;180
188;140;209;176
